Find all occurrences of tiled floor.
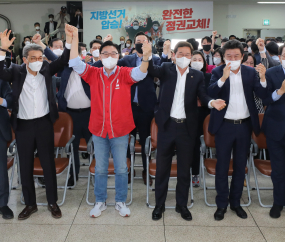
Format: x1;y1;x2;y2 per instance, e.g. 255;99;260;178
2;154;283;242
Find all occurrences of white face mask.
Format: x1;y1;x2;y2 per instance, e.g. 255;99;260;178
102;56;118;69
213;57;221;66
49;18;53;21
92;49;100;58
133;26;139;30
153;26;158;30
126;43;130;48
282;60;285;69
176;57;191;69
225;59;241;71
29;61;43;72
81;50;87;56
53;48;63;56
35;26;40;30
120;40;125;44
191;61;204;71
248;47;252;53
25;41;31;46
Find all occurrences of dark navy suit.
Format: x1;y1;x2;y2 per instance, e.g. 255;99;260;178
92;54;164;171
45;49;91;177
208;64;269;208
0;79;13;207
262;65;285;206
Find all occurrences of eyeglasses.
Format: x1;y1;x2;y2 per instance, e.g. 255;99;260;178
176;53;192;58
101;52;118;58
30;57;43;62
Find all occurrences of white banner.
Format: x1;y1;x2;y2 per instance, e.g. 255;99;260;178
83;1;213;46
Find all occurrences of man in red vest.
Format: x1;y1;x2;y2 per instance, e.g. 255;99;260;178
67;25;151;218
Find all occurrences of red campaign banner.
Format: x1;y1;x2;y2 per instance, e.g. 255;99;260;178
162;8;210;32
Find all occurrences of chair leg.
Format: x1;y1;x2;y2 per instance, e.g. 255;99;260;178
126;152;134;206
241;173;251;207
187;168;194;209
8;155;17;201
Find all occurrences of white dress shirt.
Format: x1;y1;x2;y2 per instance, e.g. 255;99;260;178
64;70;91;109
170;66;213;119
18;66;49;119
49;21;54;33
217;68;267;119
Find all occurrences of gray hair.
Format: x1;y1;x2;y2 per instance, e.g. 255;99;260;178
23;43;44;58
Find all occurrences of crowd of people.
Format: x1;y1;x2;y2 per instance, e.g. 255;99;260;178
0;22;285;224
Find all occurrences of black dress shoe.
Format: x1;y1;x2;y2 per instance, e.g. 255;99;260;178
152;204;165;221
0;206;14;220
175;204;192;221
214;207;227;221
230;206;247;219
67;174;79;187
270;204;283;219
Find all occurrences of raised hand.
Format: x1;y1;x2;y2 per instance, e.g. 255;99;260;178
163;40;171;55
255;63;266;81
65;24;74;38
221;62;231;82
211;99;227;111
142;42;152;59
212;30;217;37
0;29;16;50
32;34;42;45
103;34;113;42
256;38;265;51
84;55;91;63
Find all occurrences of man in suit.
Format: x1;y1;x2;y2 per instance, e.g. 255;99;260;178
262;44;285;218
208;40;269;221
0;25;73;220
91;32;167;185
118;36;126;53
147;41;226;221
44;14;58;39
84;39;103;64
0;78;13;220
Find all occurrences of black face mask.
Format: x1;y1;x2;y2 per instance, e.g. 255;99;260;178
135;43;143;54
8;46;14;50
202;45;211;52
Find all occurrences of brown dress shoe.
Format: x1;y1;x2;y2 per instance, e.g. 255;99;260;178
18;205;38;220
48;204;62;219
142;170;153;186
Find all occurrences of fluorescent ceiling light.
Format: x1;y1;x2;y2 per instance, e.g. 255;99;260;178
258;2;285;3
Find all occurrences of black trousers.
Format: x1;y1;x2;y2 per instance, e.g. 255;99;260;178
0;134;9;207
15;115;58;206
129;103;154;171
66;108;91;176
155;119;195;207
215;119;252;208
267;135;285;206
192;107;210;176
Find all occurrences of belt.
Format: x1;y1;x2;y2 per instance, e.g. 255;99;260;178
224;117;250;124
132;102;140;106
66;107;91;113
171;117;186;123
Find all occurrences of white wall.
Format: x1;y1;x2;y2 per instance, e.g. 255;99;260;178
0;2;66;43
213;4;285;39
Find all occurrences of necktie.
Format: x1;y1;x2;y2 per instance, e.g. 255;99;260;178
206;55;210;65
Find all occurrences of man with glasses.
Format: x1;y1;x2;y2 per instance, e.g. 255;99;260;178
262;45;285;218
0;25;73;220
84;39;103;64
147;41;226;221
68;27;152;218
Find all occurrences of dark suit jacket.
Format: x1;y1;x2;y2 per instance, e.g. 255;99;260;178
91;54;166;112
208;64;269;135
44;21;58;35
147;60;212;138
71;15;83;29
0;79;13;141
262;65;285;141
0;47;70;131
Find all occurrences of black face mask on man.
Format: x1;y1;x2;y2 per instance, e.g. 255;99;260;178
135;43;143;54
202;45;211;52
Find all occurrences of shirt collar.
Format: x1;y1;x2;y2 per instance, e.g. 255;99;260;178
175;65;189;76
230;66;241;75
103;66;117;77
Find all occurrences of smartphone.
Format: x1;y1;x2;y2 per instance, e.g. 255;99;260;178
87;53;92;57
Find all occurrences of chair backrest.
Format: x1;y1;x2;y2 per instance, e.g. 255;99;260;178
203;114;216;148
150;118;158;150
252;113;267;149
53;112;73;148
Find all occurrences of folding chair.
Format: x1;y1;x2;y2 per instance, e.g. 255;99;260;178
20;112;76;206
79;138;89;162
200;115;251;207
145;118;194;209
250;113;273;208
86;135;135;206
